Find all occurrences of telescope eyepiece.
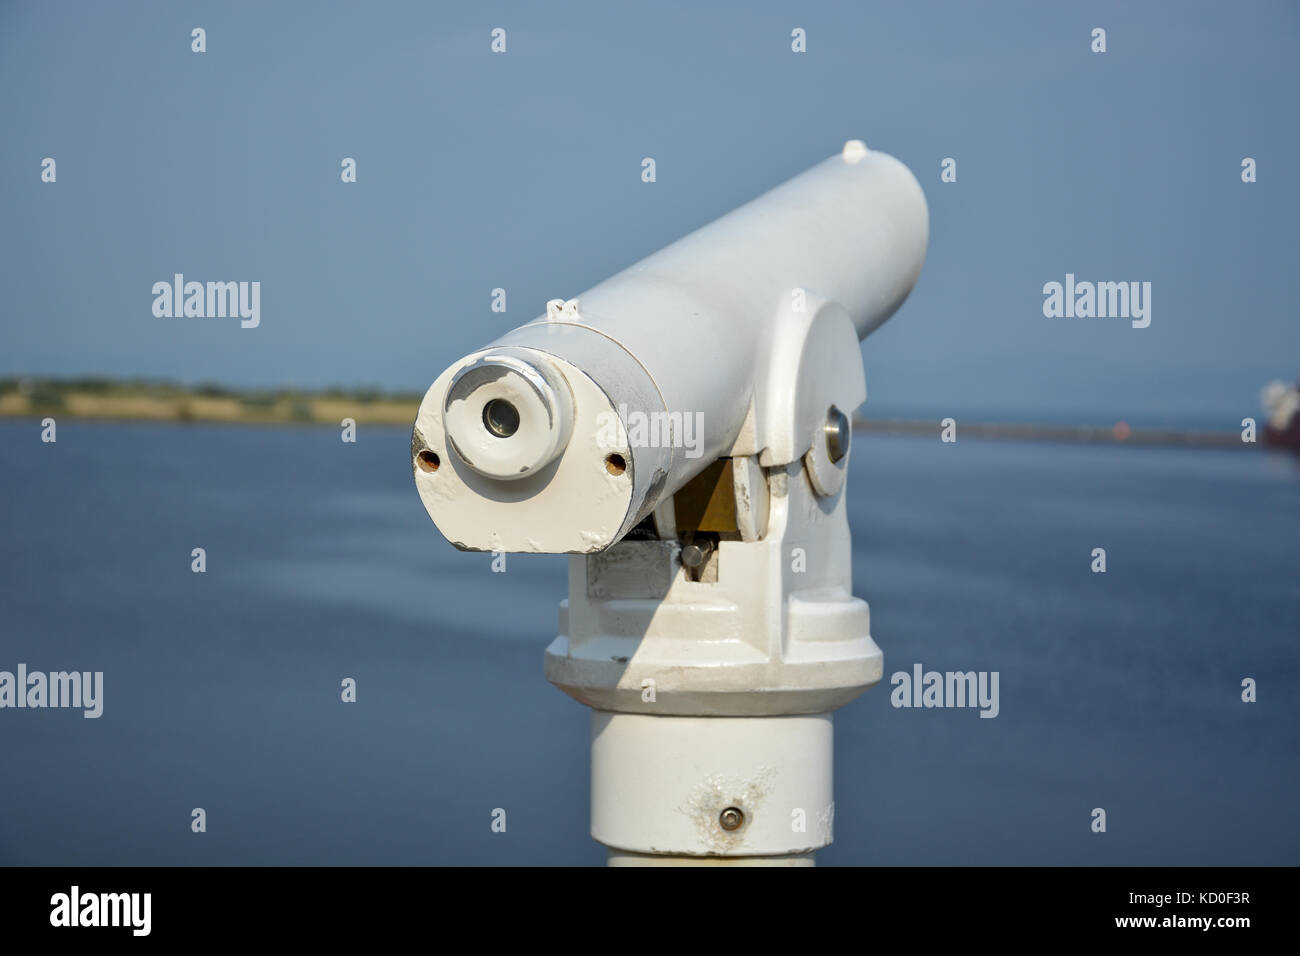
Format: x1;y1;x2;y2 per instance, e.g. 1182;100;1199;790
442;350;574;481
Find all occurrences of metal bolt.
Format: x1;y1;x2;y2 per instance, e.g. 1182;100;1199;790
719;807;744;831
681;539;714;570
824;405;850;464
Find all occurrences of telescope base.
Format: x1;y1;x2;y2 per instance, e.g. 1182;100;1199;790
590;711;835;860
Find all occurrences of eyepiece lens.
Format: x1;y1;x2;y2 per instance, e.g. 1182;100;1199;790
483;399;520;438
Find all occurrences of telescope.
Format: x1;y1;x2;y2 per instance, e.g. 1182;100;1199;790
413;140;928;864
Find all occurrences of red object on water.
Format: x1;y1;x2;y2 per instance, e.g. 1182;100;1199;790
1113;421;1131;441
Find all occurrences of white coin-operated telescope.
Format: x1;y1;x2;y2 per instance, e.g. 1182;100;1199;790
413;140;928;865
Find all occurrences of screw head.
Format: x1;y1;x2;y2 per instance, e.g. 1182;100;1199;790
824;405;850;464
719;806;744;832
681;542;711;570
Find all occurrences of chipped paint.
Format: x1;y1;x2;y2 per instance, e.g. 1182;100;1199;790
816;801;835;845
410;425;428;462
679;767;776;854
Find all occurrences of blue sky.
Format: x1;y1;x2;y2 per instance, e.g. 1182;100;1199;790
1;0;1296;425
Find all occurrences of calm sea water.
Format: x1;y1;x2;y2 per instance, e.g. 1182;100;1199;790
0;420;1296;865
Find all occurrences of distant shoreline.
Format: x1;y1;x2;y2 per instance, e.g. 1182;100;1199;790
0;377;419;427
0;377;1257;448
856;419;1250;449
